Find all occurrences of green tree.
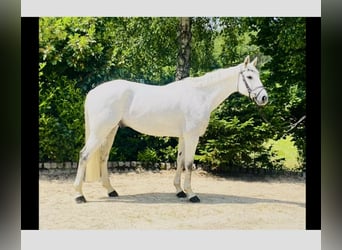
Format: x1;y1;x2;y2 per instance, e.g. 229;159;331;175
246;17;306;170
175;17;191;80
39;17;180;162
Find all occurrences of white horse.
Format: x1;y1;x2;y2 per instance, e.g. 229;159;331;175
73;55;268;203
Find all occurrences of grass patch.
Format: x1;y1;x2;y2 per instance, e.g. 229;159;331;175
265;136;300;171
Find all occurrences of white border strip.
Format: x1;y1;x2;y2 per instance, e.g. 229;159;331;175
21;0;321;17
22;230;321;250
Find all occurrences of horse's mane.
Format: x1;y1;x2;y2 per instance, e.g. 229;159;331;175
172;66;239;89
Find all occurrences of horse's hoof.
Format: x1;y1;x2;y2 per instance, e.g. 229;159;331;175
189;196;201;203
176;191;187;198
75;196;87;204
108;190;119;197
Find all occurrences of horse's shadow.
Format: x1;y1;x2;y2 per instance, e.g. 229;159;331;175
92;192;305;208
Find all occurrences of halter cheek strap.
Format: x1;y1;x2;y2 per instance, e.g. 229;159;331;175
239;69;265;100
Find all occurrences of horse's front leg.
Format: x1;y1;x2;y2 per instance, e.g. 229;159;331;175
184;164;200;202
183;135;200;203
73;136;102;203
174;137;186;198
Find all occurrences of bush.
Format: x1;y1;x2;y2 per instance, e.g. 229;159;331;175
137;148;160;163
196;105;284;173
39;73;84;162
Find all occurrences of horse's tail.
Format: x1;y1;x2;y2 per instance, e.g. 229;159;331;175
84;101;102;182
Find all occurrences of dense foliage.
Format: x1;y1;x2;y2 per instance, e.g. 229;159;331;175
39;17;306;172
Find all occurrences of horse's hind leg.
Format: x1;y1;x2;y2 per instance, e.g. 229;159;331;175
73;134;103;203
100;126;119;197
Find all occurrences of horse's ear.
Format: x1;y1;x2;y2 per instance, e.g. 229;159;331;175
251;57;258;66
244;55;250;67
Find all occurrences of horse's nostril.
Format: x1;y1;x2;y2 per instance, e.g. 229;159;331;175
262;95;268;102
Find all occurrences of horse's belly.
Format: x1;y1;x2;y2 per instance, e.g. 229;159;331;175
120;86;210;137
122;115;183;137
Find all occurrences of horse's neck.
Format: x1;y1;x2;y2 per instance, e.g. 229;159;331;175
199;66;240;111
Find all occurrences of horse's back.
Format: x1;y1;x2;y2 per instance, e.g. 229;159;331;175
87;80;132;99
85;80;133;110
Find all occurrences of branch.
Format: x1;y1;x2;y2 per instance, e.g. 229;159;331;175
285;115;306;133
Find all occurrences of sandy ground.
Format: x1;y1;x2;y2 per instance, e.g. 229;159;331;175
39;170;305;229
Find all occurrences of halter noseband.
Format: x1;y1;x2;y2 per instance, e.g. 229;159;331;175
238;68;265;101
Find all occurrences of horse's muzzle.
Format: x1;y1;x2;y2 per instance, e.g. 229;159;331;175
260;95;268;105
254;92;268;106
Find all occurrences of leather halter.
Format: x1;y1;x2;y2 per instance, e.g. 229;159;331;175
238;68;265;101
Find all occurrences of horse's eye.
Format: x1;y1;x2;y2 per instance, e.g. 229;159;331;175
247;76;253;80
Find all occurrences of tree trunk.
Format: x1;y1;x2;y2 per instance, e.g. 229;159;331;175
175;17;191;81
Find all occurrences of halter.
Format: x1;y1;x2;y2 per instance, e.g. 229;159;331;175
238;68;265;101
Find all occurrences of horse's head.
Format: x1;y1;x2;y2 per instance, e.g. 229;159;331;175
237;56;268;106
